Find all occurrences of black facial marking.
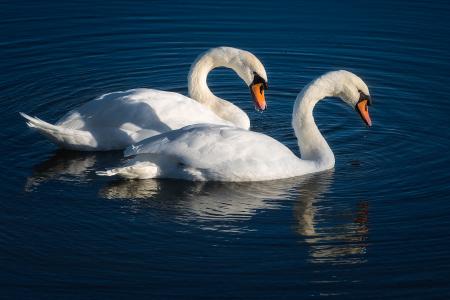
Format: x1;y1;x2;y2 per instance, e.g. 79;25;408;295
252;72;268;90
358;90;372;106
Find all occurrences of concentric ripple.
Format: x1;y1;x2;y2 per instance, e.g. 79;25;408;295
1;0;450;299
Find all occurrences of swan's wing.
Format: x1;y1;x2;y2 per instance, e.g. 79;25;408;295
125;124;303;180
24;89;235;151
56;89;232;136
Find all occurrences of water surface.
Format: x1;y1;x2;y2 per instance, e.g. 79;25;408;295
1;0;450;298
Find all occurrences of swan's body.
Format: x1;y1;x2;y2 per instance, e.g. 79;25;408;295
21;47;268;151
99;124;316;181
98;70;372;181
21;90;232;151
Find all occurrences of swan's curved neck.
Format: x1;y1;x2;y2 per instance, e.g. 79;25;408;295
188;50;250;129
292;78;336;170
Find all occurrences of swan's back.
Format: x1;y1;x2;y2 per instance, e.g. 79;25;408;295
58;89;231;131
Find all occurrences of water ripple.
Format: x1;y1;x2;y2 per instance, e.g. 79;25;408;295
2;0;450;298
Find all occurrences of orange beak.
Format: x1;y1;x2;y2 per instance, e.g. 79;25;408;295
250;83;267;111
356;99;372;127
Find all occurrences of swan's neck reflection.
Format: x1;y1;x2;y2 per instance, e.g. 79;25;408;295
294;171;369;264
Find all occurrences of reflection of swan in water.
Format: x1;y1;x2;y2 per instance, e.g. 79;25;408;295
101;179;161;199
102;170;368;262
101;171;369;258
27;153;368;262
294;171;369;264
100;177;301;229
24;150;122;191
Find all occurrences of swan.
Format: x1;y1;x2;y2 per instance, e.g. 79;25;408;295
97;70;372;181
20;47;268;151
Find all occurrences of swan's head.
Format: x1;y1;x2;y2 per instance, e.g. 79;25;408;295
190;46;269;112
329;70;372;126
239;52;268;112
249;71;269;111
216;47;269;111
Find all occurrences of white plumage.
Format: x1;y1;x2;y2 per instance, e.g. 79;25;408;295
21;90;231;151
98;71;372;181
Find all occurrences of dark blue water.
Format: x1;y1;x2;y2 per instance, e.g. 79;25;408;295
2;0;450;298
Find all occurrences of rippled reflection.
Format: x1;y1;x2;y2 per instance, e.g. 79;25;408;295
25;151;95;191
24;150;122;191
100;177;300;232
101;170;368;265
295;172;369;265
26;150;369;264
101;178;161;199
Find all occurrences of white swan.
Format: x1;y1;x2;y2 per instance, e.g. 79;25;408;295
97;70;372;181
20;47;268;151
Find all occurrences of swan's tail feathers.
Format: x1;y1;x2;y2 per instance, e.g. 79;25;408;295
20;112;96;150
96;161;160;179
